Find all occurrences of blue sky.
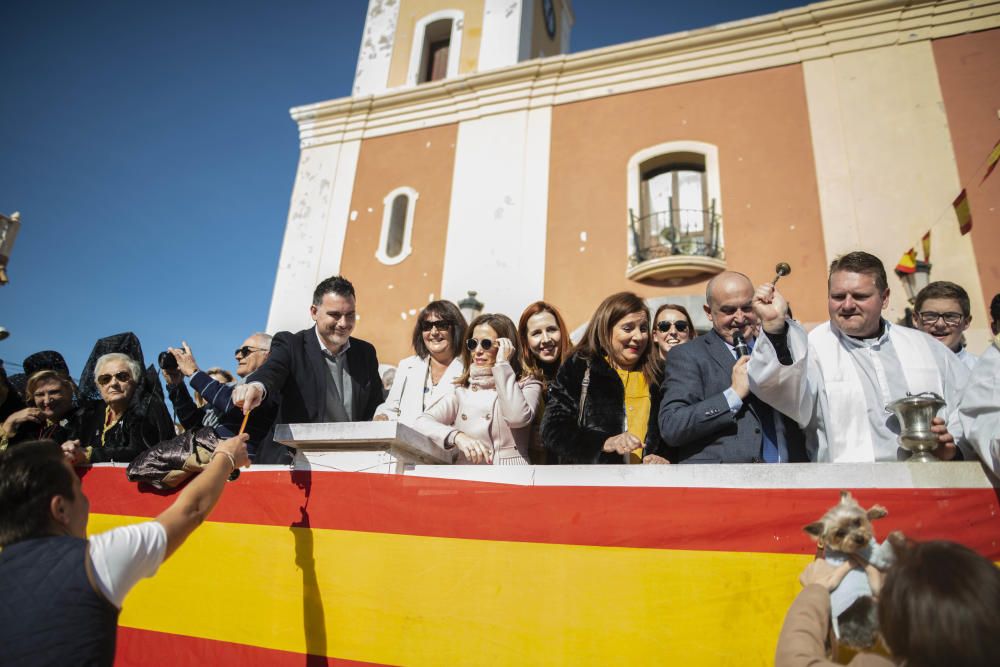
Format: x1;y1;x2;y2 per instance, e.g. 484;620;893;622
1;0;804;381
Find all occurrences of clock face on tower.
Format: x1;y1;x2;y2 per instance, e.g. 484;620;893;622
542;0;557;38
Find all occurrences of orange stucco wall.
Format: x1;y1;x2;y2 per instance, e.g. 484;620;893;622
340;124;458;364
546;64;830;329
933;29;1000;308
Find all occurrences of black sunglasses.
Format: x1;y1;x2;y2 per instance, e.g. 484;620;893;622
97;371;133;386
656;320;689;333
234;346;266;359
465;338;494;352
420;319;451;332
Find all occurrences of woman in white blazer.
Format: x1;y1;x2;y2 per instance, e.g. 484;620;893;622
374;300;465;425
415;313;542;465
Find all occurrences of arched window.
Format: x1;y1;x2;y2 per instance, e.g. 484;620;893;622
626;141;724;266
376;186;418;265
407;10;463;85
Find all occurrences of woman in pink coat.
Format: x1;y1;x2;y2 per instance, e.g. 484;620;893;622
416;313;542;465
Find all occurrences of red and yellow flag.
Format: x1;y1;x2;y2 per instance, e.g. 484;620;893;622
981;137;1000;184
920;231;931;262
77;467;1000;666
895;247;917;274
953;189;973;235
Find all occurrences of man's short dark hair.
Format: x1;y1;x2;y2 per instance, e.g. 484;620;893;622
913;281;971;317
312;275;356;306
0;441;76;547
828;251;888;292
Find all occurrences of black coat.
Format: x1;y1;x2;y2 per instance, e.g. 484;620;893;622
251;327;382;425
79;390;175;464
542;352;662;464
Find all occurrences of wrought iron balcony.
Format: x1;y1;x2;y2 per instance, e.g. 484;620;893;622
627;208;726;281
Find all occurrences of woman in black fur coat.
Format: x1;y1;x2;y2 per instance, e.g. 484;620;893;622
542;292;668;464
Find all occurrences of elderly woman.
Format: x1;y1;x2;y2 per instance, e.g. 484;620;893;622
374;300;465;425
542;292;667;464
0;370;80;450
651;303;697;365
415;313;542;465
518;301;572;463
67;353;174;464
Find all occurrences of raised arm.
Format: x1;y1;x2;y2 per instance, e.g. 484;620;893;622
155;433;250;559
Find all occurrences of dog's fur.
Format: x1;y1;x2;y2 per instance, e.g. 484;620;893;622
804;491;897;649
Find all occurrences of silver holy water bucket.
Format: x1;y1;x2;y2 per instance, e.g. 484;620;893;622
885;392;947;463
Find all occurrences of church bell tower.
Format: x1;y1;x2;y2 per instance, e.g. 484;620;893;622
353;0;574;97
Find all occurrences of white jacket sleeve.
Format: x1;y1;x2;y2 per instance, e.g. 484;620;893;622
492;362;541;428
748;321;817;428
957;341;1000;473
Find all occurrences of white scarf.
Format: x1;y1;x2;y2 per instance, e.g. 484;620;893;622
811;321;941;462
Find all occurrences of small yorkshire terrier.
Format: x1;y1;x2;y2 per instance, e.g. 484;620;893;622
804;491;899;650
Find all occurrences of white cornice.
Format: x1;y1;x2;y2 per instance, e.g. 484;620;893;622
292;0;1000;147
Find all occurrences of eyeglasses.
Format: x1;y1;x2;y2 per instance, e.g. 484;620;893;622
916;311;964;327
656;320;690;334
234;346;267;359
97;371;133;386
466;338;495;352
420;320;451;333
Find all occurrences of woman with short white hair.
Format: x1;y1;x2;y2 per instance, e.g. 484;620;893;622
66;353;173;464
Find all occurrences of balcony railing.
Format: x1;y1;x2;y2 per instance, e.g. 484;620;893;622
629;206;724;264
627;206;726;281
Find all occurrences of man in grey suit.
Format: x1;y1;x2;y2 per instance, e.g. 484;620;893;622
657;271;807;463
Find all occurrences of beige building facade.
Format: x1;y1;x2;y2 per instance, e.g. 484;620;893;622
268;0;1000;364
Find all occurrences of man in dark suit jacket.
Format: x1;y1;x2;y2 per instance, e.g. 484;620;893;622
658;271;806;463
234;276;382;427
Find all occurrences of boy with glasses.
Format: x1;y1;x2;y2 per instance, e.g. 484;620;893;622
912;281;976;370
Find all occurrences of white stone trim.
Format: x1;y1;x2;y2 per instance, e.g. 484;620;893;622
406;9;465;87
375;186;419;265
625;140;723;260
352;0;401;96
439;108;550;318
292;0;1000;147
480;0;524;72
266;140;362;334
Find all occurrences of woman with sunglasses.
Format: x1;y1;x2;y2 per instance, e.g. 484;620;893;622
652;303;697;366
67;353;174;464
374;300;466;425
542;292;668;464
517;301;572;463
415;313;542;465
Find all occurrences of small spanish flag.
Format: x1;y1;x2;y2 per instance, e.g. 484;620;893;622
981;138;1000;184
895;247;917;274
921;231;931;262
953;189;973;235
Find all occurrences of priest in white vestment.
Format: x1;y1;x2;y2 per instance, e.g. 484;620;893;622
747;251;970;463
957;334;1000;475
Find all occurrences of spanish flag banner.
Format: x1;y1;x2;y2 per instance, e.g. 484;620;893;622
920;231;930;263
894;247;917;274
953;188;972;235
79;465;1000;667
981;137;1000;184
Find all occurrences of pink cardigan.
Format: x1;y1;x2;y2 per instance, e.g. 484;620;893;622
415;361;542;465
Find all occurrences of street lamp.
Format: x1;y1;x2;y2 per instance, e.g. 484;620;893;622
897;260;932;304
458;290;484;324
